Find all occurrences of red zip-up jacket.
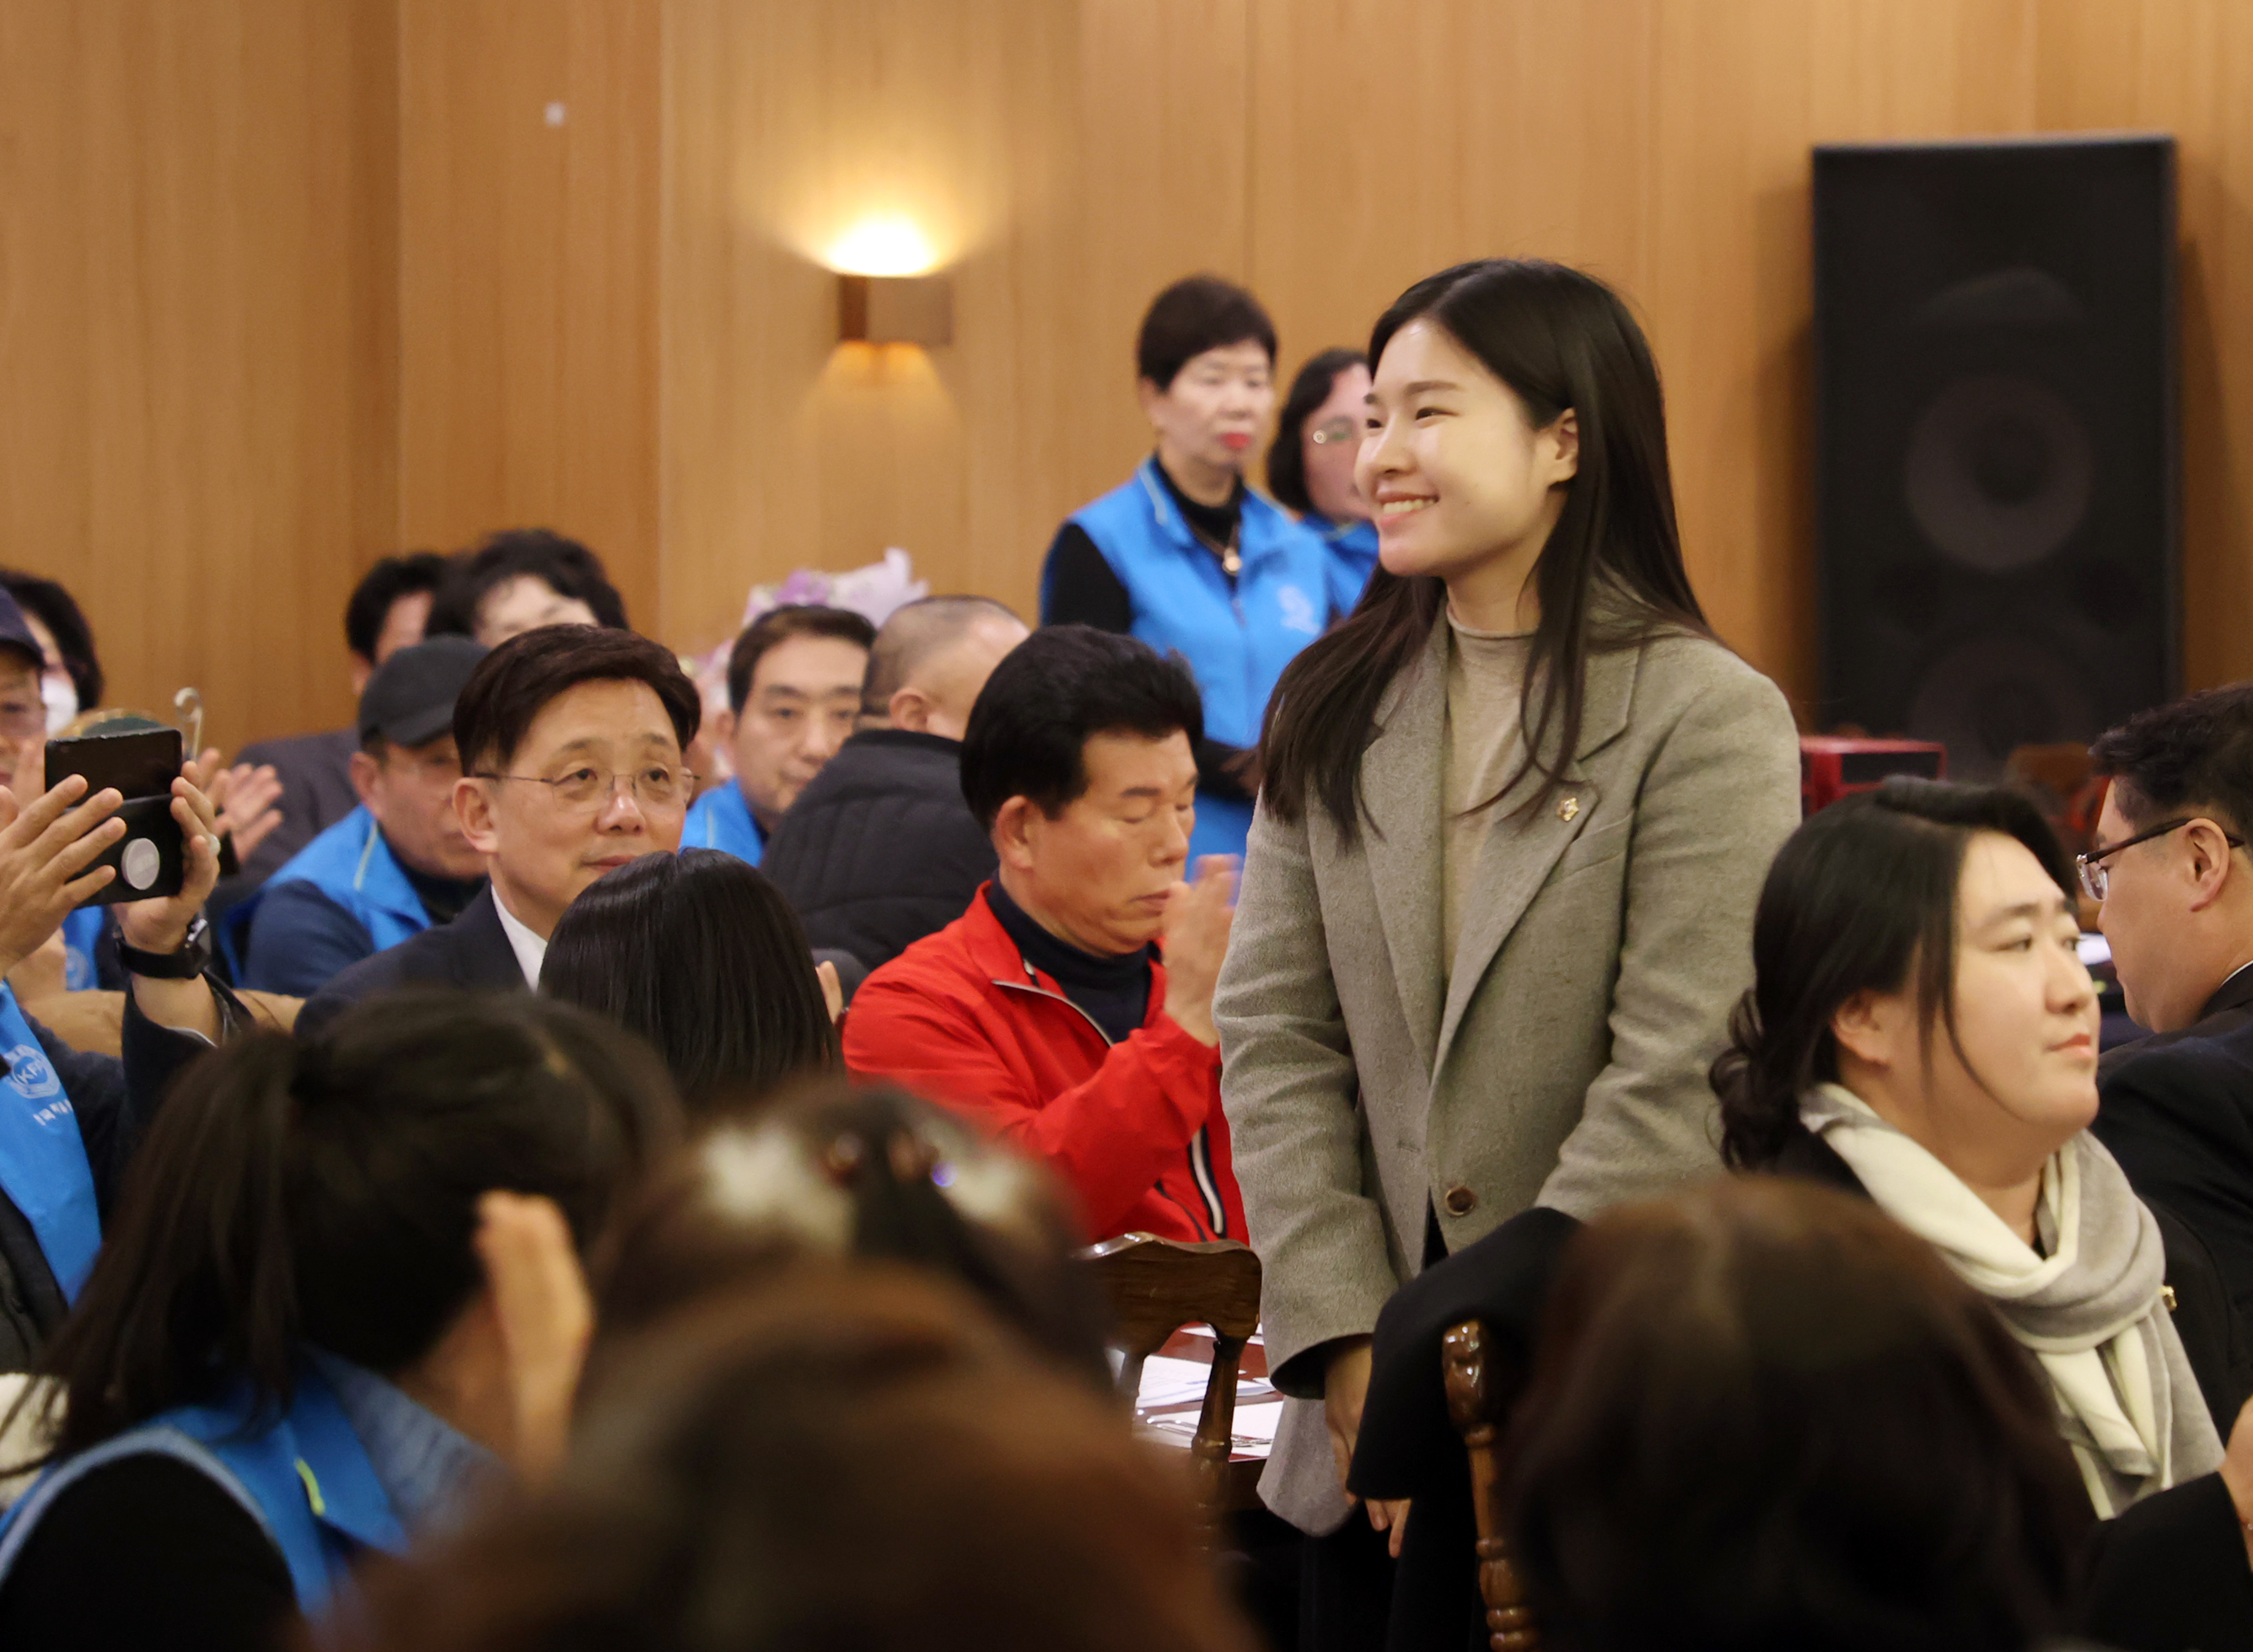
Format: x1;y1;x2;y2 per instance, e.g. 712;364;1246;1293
842;885;1245;1245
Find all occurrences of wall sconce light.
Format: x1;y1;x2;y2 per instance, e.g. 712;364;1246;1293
838;274;953;347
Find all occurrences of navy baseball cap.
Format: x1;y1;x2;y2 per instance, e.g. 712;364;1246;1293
0;590;46;673
358;635;489;748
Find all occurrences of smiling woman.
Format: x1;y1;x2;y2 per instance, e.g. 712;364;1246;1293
1214;261;1802;1607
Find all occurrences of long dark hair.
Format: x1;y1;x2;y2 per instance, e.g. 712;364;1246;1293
1261;260;1709;837
1712;779;2076;1171
540;850;839;1116
1507;1178;2090;1652
22;993;680;1458
1266;347;1366;516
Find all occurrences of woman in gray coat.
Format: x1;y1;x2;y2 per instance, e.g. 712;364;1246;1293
1213;260;1803;1603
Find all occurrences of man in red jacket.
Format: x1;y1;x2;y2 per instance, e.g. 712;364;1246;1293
843;625;1245;1244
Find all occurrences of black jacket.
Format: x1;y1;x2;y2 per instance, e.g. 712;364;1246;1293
2097;1008;2253;1328
295;885;524;1038
761;729;997;977
1352;1131;2253;1652
2097;966;2253;1085
0;987;240;1370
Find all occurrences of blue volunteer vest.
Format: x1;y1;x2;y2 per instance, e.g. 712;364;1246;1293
60;908;104;993
1312;512;1380;620
683;778;766;865
1055;459;1331;862
0;1359;406;1614
221;805;432;980
0;985;99;1304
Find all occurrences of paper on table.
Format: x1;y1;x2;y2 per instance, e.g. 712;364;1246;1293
1136;1353;1276;1412
1140;1397;1284;1451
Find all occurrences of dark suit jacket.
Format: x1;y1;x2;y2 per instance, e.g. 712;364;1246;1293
1352;1125;2253;1652
2098;1006;2253;1330
294;885;525;1038
2097;965;2253;1084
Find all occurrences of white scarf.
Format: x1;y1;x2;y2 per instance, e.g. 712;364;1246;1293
1800;1082;2222;1515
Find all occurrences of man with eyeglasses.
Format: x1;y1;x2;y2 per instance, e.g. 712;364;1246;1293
2080;685;2253;1318
295;624;701;1037
227;637;491;997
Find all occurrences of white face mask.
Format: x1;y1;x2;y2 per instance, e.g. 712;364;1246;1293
41;670;77;735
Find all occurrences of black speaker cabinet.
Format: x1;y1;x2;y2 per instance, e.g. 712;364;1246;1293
1813;134;2179;779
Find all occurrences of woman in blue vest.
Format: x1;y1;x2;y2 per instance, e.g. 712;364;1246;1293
1040;275;1331;864
1268;347;1381;622
0;993;680;1648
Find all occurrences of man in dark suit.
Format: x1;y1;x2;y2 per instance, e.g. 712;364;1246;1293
2086;684;2253;1315
296;624;702;1036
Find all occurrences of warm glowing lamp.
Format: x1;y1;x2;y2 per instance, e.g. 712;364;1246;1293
829;215;952;347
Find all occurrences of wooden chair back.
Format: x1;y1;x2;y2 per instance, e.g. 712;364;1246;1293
1443;1317;1541;1652
1080;1233;1261;1549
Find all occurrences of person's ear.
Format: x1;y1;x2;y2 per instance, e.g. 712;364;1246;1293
1830;989;1898;1070
2185;817;2238;912
711;706;737;747
888;685;933;734
992;794;1040;873
348;749;380;809
1135;375;1169;428
1545;409;1580;487
454;776;502;858
348;656;375;698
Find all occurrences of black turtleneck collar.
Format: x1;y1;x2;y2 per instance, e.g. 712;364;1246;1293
1154;455;1245;548
986;880;1153;1046
384;829;487;927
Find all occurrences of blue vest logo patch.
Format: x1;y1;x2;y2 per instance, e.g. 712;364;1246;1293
1277;584;1321;637
3;1043;59;1101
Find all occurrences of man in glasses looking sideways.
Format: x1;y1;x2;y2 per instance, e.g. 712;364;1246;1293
2078;684;2253;1318
296;624;701;1036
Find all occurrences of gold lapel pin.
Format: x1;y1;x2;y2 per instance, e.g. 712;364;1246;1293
1558;795;1580;822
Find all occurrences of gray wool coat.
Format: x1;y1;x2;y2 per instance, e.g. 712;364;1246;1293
1215;616;1801;1532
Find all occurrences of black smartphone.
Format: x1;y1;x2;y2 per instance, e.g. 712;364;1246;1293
45;727;186;907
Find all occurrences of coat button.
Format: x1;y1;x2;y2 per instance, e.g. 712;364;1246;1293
1442;1184;1478;1218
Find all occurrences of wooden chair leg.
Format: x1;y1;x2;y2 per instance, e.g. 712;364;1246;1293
1442;1320;1541;1652
1187;1331;1245;1554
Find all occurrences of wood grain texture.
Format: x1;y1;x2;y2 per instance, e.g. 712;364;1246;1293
16;0;2253;741
0;0;396;752
399;0;662;632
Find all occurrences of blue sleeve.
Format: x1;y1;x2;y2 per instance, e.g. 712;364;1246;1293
241;882;377;998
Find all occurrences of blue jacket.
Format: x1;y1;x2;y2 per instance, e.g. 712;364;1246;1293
1052;460;1330;861
234;807;433;996
0;1359;408;1614
1311;512;1381;619
683;778;766;865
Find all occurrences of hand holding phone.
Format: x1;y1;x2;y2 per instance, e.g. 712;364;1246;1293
45;728;186;906
0;776;127;979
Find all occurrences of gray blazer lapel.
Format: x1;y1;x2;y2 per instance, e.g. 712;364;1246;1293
1359;618;1449;1079
1433;643;1643;1075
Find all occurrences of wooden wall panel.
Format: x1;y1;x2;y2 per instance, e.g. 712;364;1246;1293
658;0;1251;654
398;0;662;629
2032;1;2253;692
0;0;396;753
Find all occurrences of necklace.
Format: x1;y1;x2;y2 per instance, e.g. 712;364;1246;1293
1186;519;1242;577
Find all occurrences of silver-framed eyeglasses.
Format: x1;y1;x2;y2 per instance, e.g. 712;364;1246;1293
476;763;698;814
2075;815;2246;901
1308;416;1359;446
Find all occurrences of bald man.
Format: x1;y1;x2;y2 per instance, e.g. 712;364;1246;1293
761;597;1030;975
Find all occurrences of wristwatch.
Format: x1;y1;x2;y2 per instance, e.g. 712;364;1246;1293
117;915;212;981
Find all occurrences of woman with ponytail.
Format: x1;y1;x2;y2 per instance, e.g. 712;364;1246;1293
1214;260;1800;1585
1712;777;2253;1646
0;993;679;1649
